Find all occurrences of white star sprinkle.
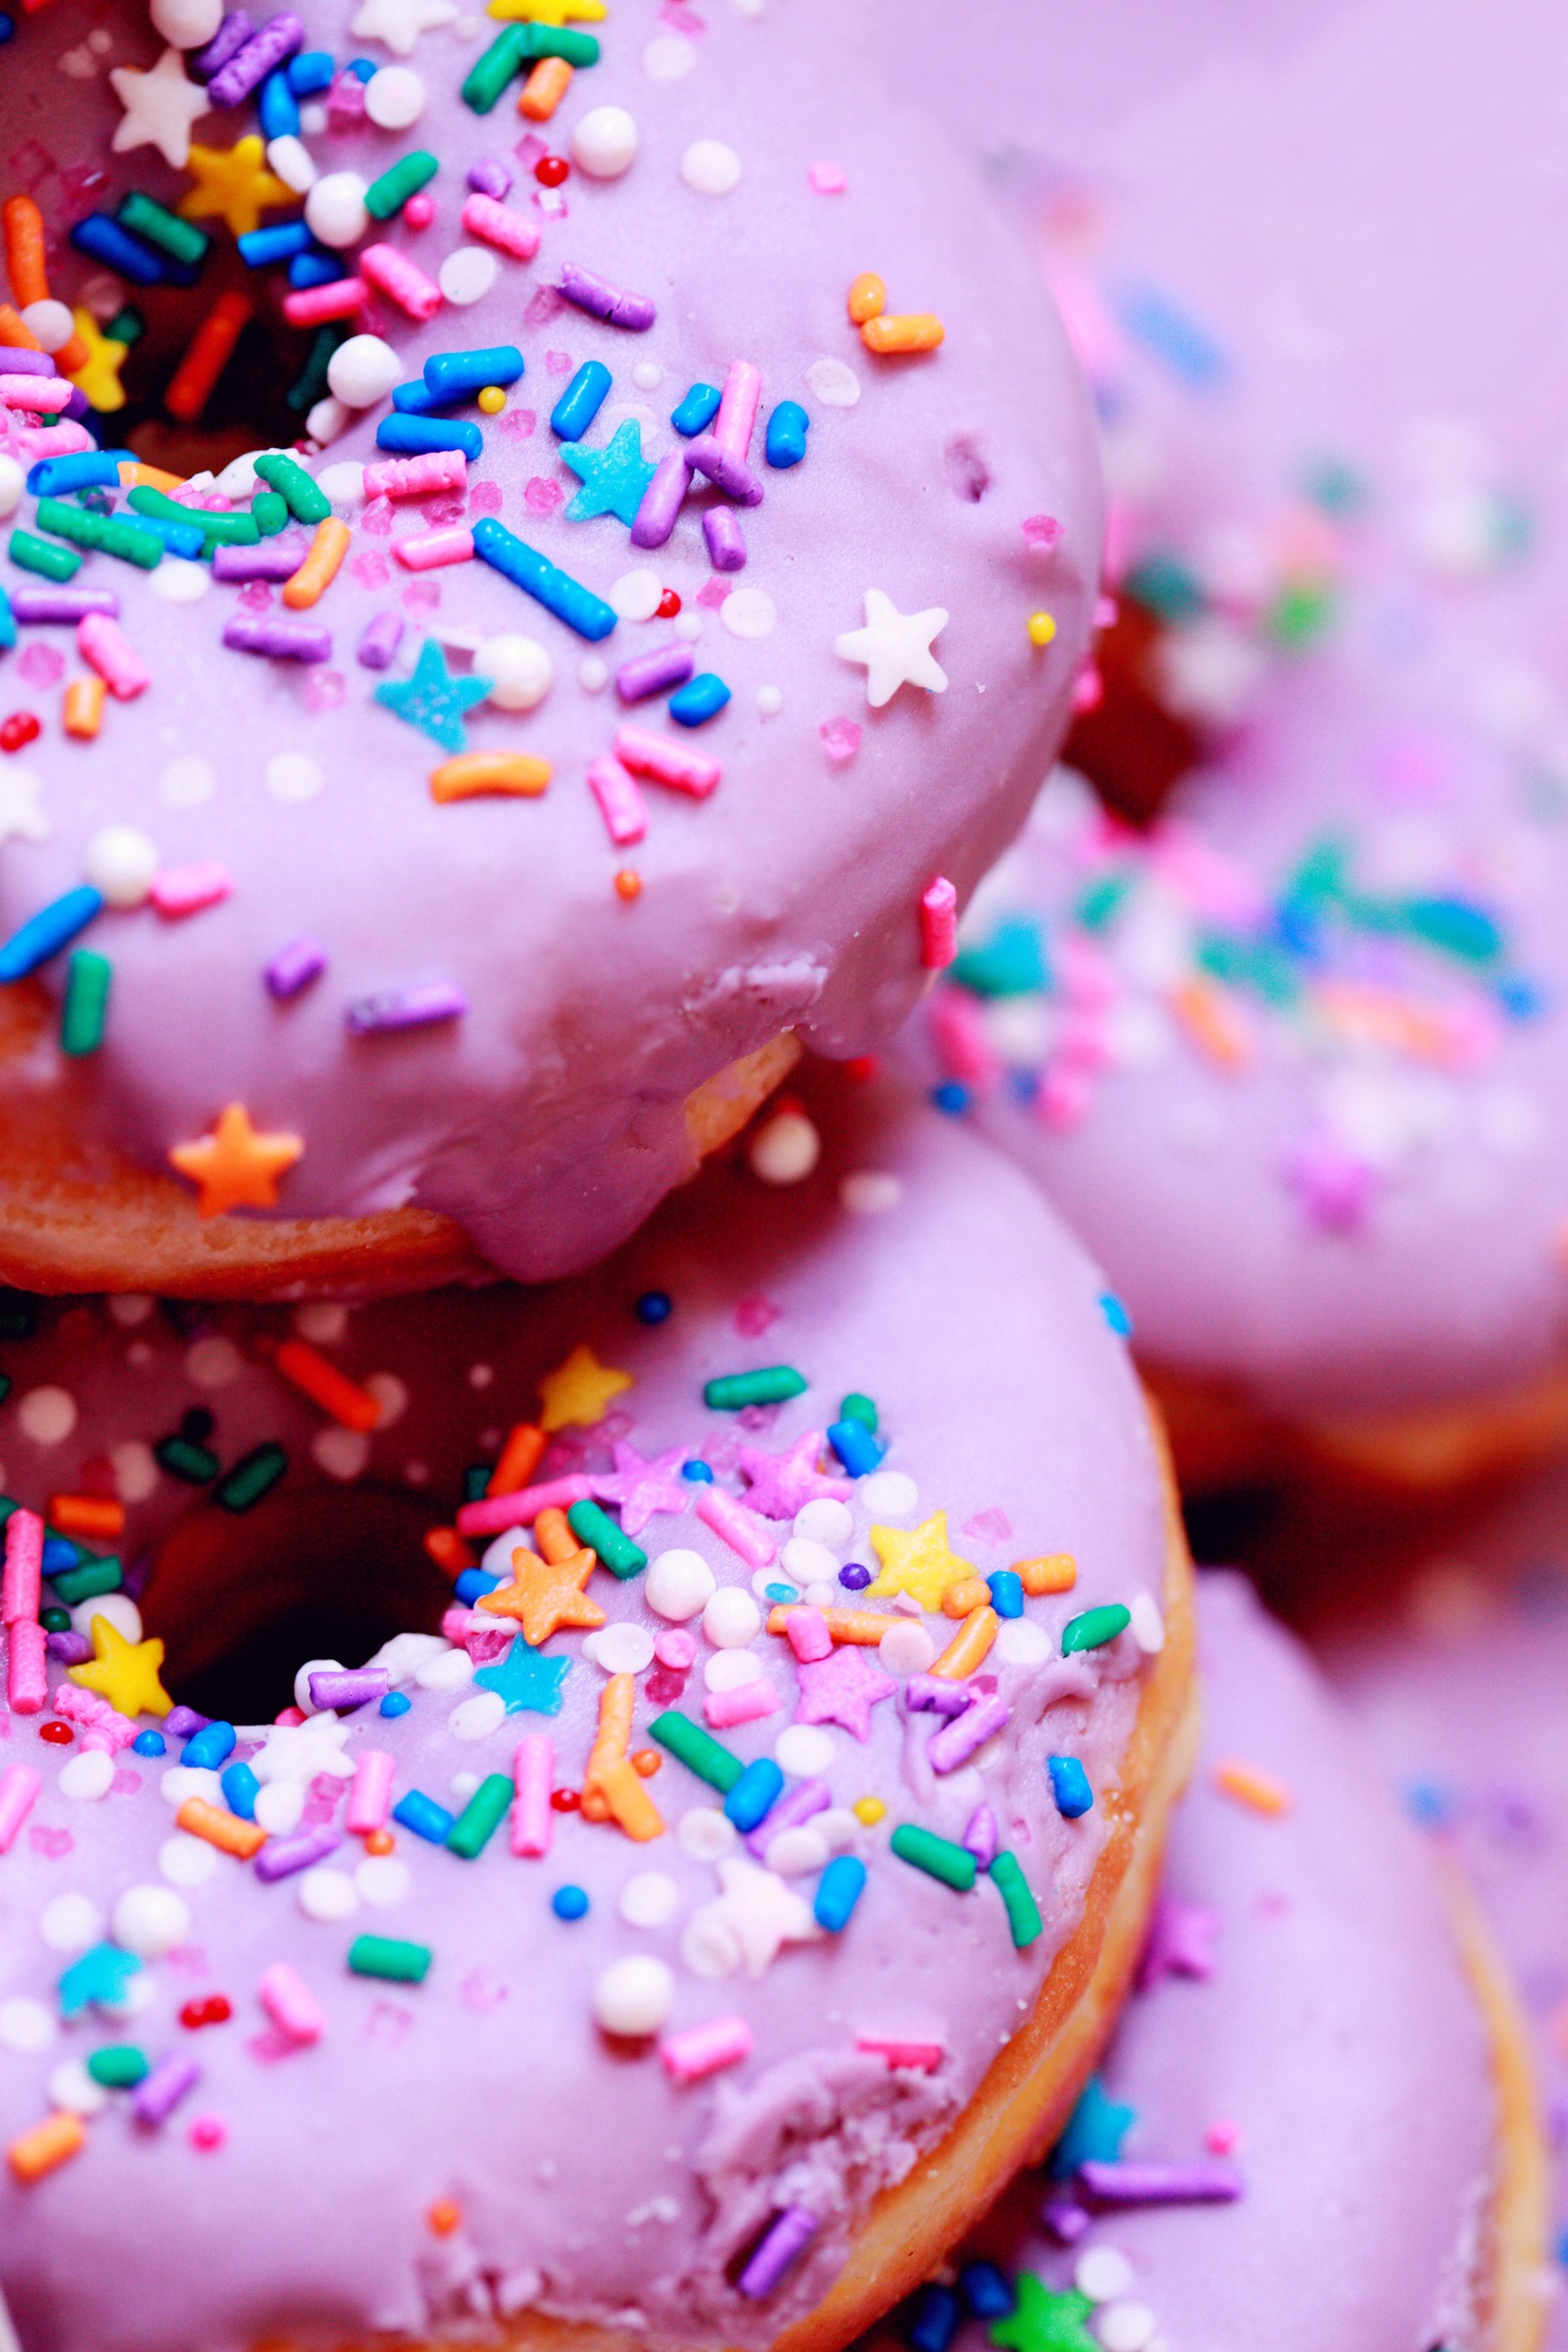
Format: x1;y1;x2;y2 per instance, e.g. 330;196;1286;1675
250;1714;354;1785
835;588;950;710
681;1857;820;1979
108;46;210;170
0;764;48;851
351;0;458;56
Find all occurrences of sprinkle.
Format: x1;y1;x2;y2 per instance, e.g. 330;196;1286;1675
890;1823;978;1891
2;195;48;309
258;1959;326;2044
458;1476;593;1537
615;640;695;706
1212;1758;1292;1816
360;241;443;322
167;290;253;423
988;1850;1043;1948
33;500;162;568
919;876;958;970
1061;1604;1131;1656
737;2207;818;2298
1076;2160;1244;2206
520;53;574;118
212;535;311;583
856;2035;943;2070
280;516;351;611
1027;612;1057;648
812;1853;865;1932
0;1762;40;1852
348;1935;431;1984
629;451;692;550
706;1679;779;1732
559;261;657;332
345;982;468;1034
460;192;542;261
282;278;368;327
765;1603;893;1647
447;1771;514;1859
929;1691;1008;1774
0;884;102;984
661;2015;752;2083
429;751;551;802
472;515;617;640
150;861;231;919
363;450;467;502
1048;1757;1094;1819
7;2111;86;2183
75;612;149;702
393;1789;457;1843
222;614;333;662
696;1486;775;1570
513;1733;554;1856
3;1506;42;1624
847;272;885;325
553;1883;589;1920
425;343;524;403
551;360;612;442
61;677;105;742
176;1798;268;1858
462;23;534;110
365;150;439;222
684;432;763;506
1017;1555;1076;1596
764;401;809;468
649;1709;744;1794
566;1497;646;1578
861;314;944;356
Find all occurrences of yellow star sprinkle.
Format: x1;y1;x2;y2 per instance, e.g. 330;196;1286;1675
65;309;128;415
69;1616;173;1719
865;1511;975;1614
177;137;295;238
538;1343;633;1434
169;1102;304;1218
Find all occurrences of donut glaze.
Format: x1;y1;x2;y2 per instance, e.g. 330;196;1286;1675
0;1074;1190;2352
894;0;1568;1427
0;0;1100;1288
934;1574;1532;2352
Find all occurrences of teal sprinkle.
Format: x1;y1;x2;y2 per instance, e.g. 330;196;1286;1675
951;915;1049;1000
1122;549;1205;626
1074;871;1133;933
1399;896;1503;965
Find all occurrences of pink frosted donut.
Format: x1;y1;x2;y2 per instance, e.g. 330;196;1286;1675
0;1;1099;1297
0;1073;1194;2351
889;0;1568;1494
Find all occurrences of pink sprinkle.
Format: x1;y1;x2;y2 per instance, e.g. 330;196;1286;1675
524;475;564;515
1071;663;1103;715
1035;1064;1094;1133
188;2115;227;2151
513;1733;553;1858
705;1678;780;1731
587;753;647;848
712;360;761;463
3;1507;42;1626
16;420;93;461
808;162;847;194
543;348;573;375
785;1606;832;1664
7;1618;46;1714
919;875;958;970
467;478;504;517
1021;514;1062;552
661;2015;753;2084
856;2037;945;2072
514;132;548;168
614;724;720;800
733;1294;780;1338
238;580;273;612
818;716;861;764
393;526;473;572
273;1706;307;1728
927;991;1000;1089
362;451;466;503
0;1762;40;1853
346;1748;394;1836
17;642;63;689
695;574;729;611
281;277;368;327
457;1477;592;1538
258;1960;326;2046
497;407;536;440
696;1486;775;1569
151;860;231;919
400;580;440;614
360;242;442;322
523;283;564;327
961;1508;1012;1547
77;611;149;701
532;185;568;223
0;373;74;411
403;191;435;230
461;192;541;264
653;1629;696;1671
1206;2119;1241;2155
305;667;346;715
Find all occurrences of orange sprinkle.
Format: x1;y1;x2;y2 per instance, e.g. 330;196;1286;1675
281;515;351;612
365;1828;395;1856
0;302;41;351
847;270;886;325
1170;977;1251;1069
1016;1553;1077;1597
488;1422;548;1497
62;675;106;741
518;53;572;118
613;869;642;902
176;1797;268;1859
8;2111;85;2184
423;1526;474;1578
765;1604;890;1647
118;461;185;492
273;1337;381;1433
166;289;253;425
55;327;89;376
941;1577;991;1619
2;195;49;308
581;1677;662;1838
631;1747;661;1778
930;1605;999;1681
860;313;944;356
427;2198;463;2237
595;1756;664;1841
48;1494;124;1541
428;751;551;802
1213;1759;1293;1818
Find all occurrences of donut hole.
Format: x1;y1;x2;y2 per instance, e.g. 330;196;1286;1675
139;1487;451;1723
944;434;992;501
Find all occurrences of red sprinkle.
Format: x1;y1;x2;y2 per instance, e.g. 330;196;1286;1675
657;588;681;618
0;712;40;754
179;1994;233;2031
534;155;569;187
550;1787;581;1813
38;1722;73;1745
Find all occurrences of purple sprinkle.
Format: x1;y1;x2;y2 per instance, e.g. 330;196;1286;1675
190;8;254;79
11;587;119;624
5;348;57;377
615;640;694;706
345;982;467;1035
746;1776;830;1861
1077;2160;1245;2206
356;608;406;671
629;449;692;551
684;433;764;508
558;262;657;332
266;935;327;1002
222;614;332;662
928;1691;1009;1775
1136;1896;1220;1991
213;535;311;583
904;1676;969;1718
838;1562;871;1592
307;1667;389;1712
44;1630;92;1666
206;11;303;106
1038;2194;1092;2244
467;156;513;200
961;1802;999;1867
253;1823;343;1884
703;505;747;571
133;2053;201;2128
737;2207;818;2299
165;1706;212;1740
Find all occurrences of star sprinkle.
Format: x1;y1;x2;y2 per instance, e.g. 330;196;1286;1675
1048;2074;1136;2179
736;1431;853;1521
352;0;458;54
58;1941;145;2021
109;45;210;169
0;762;48;850
488;0;606;22
373;635;491;755
835;589;950;709
865;1511;973;1613
1136;1896;1219;1991
562;418;658;526
177;137;295;238
68;1618;173;1720
474;1634;571;1716
168;1101;304;1217
988;2276;1098;2352
592;1442;692;1536
538;1344;634;1433
793;1643;895;1740
698;1856;820;1975
251;1714;354;1784
65;309;129;416
478;1543;606;1646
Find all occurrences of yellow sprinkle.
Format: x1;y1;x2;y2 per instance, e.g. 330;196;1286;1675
853;1795;886;1827
1213;1759;1292;1818
860;314;945;357
1027;611;1057;648
477;384;507;415
429;752;552;803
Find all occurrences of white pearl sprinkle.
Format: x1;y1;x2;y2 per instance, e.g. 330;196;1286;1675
473;634;552;710
326;333;401;411
1097;2302;1156;2352
617;1870;679;1929
439;246;499;306
83;824;159;908
0;455;24;519
58;1748;118;1805
18;1385;76;1445
1076;2247;1135;2304
841;1170;904;1215
757;684;783;716
643;31;695;78
305;172;370;250
150;0;221;45
314;1426;370;1481
703;1586;761;1648
298;1867;360;1923
572;103;639;178
111;1886;191;1959
805;356;860;409
1128;1592;1165;1654
878;1621;935;1677
794;1499;853;1551
704;1647;762;1692
584;1622;656;1676
21;299;73;354
578;656;610;692
774;1723;835;1778
356;1855;411;1906
593;1954;673;2036
646;1548;715;1623
159;1832;220;1886
609;567;663;622
0;1997;56;2053
748;1109;820;1185
48;2057;108;2116
676;1807;738;1862
160;754;217;806
71;1593;140;1646
254;1780;306;1836
448;1689;508;1741
994;1617;1053;1668
37;1893;104;1952
149;557;211;604
680;138;741;195
858;1471;918;1518
265;751;325;805
365;63;425;126
720;586;776;639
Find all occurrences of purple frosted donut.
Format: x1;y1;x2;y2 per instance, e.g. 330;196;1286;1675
0;1072;1195;2351
0;1;1100;1297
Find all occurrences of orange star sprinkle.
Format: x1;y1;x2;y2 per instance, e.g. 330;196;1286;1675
478;1540;606;1647
169;1102;304;1217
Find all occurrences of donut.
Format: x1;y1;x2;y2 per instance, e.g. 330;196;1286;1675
0;0;1100;1298
888;0;1568;1494
0;1071;1195;2350
885;1573;1546;2352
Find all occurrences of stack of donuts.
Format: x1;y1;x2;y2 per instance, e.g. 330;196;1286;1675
0;3;1558;2349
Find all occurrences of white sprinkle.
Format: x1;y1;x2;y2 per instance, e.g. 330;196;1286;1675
364;62;425;126
572;103;639;178
618;1870;679;1929
185;1335;244;1388
18;1385;75;1445
1076;2247;1134;2305
84;824;159;907
267;131;317;192
794;1499;853;1551
704;1647;762;1692
111;1886;190;1958
632;361;663;392
449;1689;508;1741
994;1617;1053;1667
299;1867;361;1923
150;0;220;45
149;557;211;604
59;1746;118;1803
0;454;21;519
0;1997;56;2054
439;245;499;306
763;1826;828;1877
326;332;401;410
37;1893;105;1952
676;1806;738;1861
296;1301;349;1344
672;610;703;642
1128;1593;1165;1654
805;356;860;409
318;461;367;507
643;30;695;77
859;1470;917;1518
449;1770;480;1804
840;1170;903;1215
646;1548;715;1622
781;1536;838;1587
680;138;741;196
416;1645;474;1691
749;1108;820;1185
878;1622;935;1677
254;1780;306;1836
1097;2303;1156;2352
584;1622;656;1676
703;1586;761;1648
774;1723;835;1777
266;750;325;805
305;171;369;249
71;1592;140;1646
720;587;776;639
314;1426;370;1481
48;2057;108;2116
20;299;73;353
161;1765;222;1811
578;656;610;692
160;753;217;806
757;684;782;715
593;1954;673;2035
364;1371;408;1428
609;567;663;622
159;1832;220;1887
473;633;552;710
356;1855;411;1906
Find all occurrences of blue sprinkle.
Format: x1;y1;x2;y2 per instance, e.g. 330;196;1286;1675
838;1562;872;1592
1048;1755;1094;1820
0;18;15;44
131;1729;167;1758
680;1459;714;1484
813;1853;866;1933
723;1757;784;1834
551;359;612;443
181;1721;237;1772
41;1537;80;1577
220;1759;260;1821
763;1582;800;1604
470;515;616;642
237;220;312;269
288;250;344;292
69;214;167;287
347;54;377;78
257;66;300;139
375;413;484;461
425;344;525;402
0;886;104;984
670;381;721;436
393;1789;457;1843
379;1690;413;1719
1497;974;1547;1021
669;672;731;727
764;400;809;469
826;1419;884;1478
1117;283;1229;388
635;1289;672;1325
392;377;445;414
1403;1777;1456;1830
25;451;130;499
905;2283;959;2352
0;585;13;651
286;48;334;92
552;1884;589;1921
930;1080;971;1115
986;1570;1024;1620
454;1566;503;1605
957;2262;1014;2321
1099;1291;1134;1339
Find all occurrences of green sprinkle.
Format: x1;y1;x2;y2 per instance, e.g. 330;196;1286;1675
890;1824;977;1892
117;191;210;269
217;1443;288;1513
650;1711;744;1793
365;149;439;221
155;1435;219;1485
566;1497;646;1579
446;1772;514;1860
461;24;532;110
989;1850;1044;1948
1060;1603;1131;1656
60;950;111;1057
1266;581;1335;650
0;1498;19;1527
39;1607;70;1633
86;2044;149;2088
286;324;343;417
9;528;81;582
0;1379;12;1408
348;1934;432;1984
0;1296;36;1340
34;498;162;569
838;1393;878;1433
463;1462;490;1504
125;486;259;545
49;1554;122;1609
249;490;289;537
104;307;144;346
519;22;599;62
704;1366;808;1411
252;452;330;525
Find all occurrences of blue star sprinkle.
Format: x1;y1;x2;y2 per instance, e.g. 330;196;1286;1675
561;417;657;526
475;1634;572;1717
372;635;491;754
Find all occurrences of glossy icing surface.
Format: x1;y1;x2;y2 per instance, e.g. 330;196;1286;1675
0;0;1100;1280
0;1075;1167;2350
